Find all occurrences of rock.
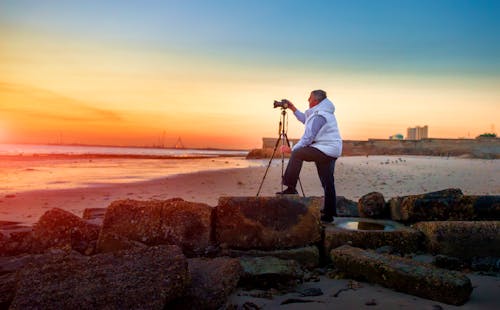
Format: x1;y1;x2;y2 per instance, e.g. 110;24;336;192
97;198;213;256
0;230;34;256
462;195;500;220
10;245;189;309
358;192;387;218
216;196;321;250
336;196;359;217
31;208;100;255
169;257;242;309
82;207;107;225
330;245;472;306
0;250;71;275
389;189;473;222
0;272;16;309
221;246;320;269
238;256;304;290
411;254;436;265
324;217;423;255
434;255;466;271
413;221;500;258
471;256;500;271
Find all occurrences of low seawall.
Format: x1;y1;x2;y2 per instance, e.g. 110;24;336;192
247;137;499;159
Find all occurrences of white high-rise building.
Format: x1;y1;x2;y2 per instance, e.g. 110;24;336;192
406;125;428;140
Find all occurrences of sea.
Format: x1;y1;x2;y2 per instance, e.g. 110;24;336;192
0;144;264;194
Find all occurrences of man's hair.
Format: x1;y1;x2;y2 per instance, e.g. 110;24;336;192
311;89;327;102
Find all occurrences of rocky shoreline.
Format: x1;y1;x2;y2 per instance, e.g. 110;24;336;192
1;189;499;308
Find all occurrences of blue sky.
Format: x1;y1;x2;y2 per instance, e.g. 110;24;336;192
2;0;499;75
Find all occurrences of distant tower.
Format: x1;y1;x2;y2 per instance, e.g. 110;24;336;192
175;137;185;149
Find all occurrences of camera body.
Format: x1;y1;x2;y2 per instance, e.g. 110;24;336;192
273;99;289;109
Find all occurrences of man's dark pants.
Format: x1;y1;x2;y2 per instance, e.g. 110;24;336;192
283;146;337;217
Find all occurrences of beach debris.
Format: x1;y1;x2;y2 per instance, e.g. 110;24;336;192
216;196;322;250
331;245;473;305
280;298;319;305
358;192;387;219
331;280;363;297
296;287;323;297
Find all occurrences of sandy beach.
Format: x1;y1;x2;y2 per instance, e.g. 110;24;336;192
0;155;498;225
1;155;499;309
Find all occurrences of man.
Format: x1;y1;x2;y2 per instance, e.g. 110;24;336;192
278;89;342;222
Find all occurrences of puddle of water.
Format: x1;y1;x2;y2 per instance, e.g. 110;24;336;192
338;220;395;231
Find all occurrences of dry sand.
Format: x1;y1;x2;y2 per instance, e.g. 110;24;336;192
1;155;498;224
0;155;499;309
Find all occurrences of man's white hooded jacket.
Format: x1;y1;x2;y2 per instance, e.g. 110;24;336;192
292;98;342;158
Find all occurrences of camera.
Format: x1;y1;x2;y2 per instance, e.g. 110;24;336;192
273;99;289;109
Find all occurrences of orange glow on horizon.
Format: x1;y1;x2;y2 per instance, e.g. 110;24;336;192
1;28;498;148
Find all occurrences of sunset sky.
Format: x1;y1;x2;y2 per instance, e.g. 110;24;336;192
1;0;499;149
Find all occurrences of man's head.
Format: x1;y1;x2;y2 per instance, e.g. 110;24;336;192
308;89;327;108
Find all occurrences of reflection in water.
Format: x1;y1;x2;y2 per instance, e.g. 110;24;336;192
339;221;395;231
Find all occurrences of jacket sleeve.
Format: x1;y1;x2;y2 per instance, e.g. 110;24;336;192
294;110;306;124
292;115;326;151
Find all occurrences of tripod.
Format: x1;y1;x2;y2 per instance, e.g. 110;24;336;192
256;108;305;197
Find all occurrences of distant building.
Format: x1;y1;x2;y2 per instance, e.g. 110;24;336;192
406;125;428;140
389;133;404;140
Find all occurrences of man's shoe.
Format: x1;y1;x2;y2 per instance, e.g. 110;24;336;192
320;214;334;223
276;187;298;195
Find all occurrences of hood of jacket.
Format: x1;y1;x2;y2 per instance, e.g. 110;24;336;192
305;98;335;119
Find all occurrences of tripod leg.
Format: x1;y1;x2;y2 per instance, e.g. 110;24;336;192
283;133;306;197
256;136;282;196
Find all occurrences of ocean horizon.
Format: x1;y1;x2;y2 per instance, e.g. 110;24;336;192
0;143;249;158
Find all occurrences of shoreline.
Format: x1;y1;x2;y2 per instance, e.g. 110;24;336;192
1;155;498;225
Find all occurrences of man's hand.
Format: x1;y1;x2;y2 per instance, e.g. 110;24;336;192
282;99;297;112
280;145;291;154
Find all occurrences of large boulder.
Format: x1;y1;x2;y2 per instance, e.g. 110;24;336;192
0;230;33;256
389;188;473;222
324;217;423;255
336;196;359;217
10;245;189;309
0;272;16;308
221;246;320;269
32;208;100;255
97;198;213;256
413;221;500;258
170;257;242;309
358;192;387;218
238;256;304;290
216;196;321;250
331;245;472;306
82;207;107;225
461;195;500;220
